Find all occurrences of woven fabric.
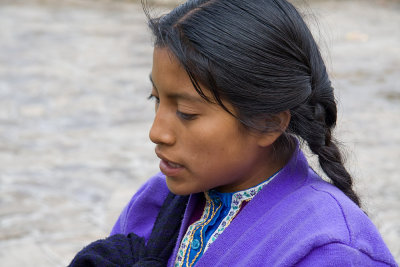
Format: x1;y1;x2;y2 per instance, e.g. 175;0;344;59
69;192;189;267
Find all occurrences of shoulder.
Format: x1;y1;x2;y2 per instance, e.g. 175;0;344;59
123;172;170;215
289;170;396;266
110;172;170;239
129;172;170;201
302;174;376;244
295;242;397;266
250;147;396;265
245;160;396;266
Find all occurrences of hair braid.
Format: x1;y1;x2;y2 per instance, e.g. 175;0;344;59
289;35;361;206
317;131;361;206
289;101;360;207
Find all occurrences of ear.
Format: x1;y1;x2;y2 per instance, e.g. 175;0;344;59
257;110;291;147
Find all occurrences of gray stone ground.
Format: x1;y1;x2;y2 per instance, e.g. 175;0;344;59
0;0;399;266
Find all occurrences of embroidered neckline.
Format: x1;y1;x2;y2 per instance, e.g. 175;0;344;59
174;171;280;267
204;175;277;251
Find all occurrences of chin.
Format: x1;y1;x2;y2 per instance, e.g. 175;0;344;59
165;178;199;196
167;186;192;196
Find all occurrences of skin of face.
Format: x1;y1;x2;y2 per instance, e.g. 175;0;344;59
149;47;288;195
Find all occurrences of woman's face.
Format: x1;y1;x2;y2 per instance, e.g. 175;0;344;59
149;48;280;195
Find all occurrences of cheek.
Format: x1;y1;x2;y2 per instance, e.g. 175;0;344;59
184;136;215;164
183;125;245;169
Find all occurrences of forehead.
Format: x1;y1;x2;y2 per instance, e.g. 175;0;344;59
152;47;183;75
151;48;206;100
150;47;238;116
152;48;189;85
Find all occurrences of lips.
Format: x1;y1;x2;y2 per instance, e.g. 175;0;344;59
156;150;184;176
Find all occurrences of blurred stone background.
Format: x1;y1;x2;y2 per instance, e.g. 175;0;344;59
0;0;399;266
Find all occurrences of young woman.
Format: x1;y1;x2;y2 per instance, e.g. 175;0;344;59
70;0;396;266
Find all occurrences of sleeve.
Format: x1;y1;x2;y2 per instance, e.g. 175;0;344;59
109;172;170;241
296;243;397;267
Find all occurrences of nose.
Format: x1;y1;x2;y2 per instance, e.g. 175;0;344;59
149;110;175;146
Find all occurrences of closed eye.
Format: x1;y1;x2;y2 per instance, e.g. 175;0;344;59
176;110;197;121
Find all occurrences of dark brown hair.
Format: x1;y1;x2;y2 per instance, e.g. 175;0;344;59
144;0;361;206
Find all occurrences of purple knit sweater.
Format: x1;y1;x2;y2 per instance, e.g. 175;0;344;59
110;148;397;266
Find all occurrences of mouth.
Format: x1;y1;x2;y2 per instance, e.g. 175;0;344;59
155;150;184;176
163;160;182;168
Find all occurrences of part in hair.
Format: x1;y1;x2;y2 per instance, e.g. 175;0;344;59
143;0;361;207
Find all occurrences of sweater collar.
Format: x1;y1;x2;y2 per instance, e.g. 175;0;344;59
169;140;309;267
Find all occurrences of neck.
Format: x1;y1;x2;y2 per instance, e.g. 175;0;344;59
216;144;292;193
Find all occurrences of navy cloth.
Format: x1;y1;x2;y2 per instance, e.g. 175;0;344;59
69;192;189;267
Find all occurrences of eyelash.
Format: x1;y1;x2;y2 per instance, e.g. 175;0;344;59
176;110;197;121
147;94;197;121
147;94;160;104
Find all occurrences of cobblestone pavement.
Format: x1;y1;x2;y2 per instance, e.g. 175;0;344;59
0;0;399;265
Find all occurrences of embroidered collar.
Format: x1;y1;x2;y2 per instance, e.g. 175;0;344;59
206;176;275;209
175;171;280;267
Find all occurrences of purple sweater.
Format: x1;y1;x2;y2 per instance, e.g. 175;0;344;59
110;148;397;266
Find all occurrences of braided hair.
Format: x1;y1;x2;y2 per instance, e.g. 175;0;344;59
144;0;361;206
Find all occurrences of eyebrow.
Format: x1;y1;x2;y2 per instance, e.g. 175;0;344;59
149;74;205;103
